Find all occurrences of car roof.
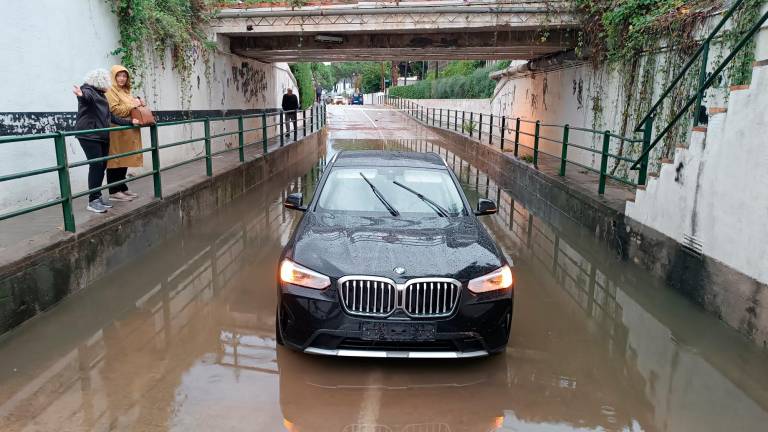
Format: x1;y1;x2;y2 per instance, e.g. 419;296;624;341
332;151;447;169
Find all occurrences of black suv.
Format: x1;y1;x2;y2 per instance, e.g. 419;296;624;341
277;151;513;358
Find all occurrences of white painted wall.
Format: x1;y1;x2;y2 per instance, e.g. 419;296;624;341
397;98;492;115
626;64;768;287
0;0;296;213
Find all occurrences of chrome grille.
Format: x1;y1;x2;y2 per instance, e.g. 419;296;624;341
403;279;460;317
339;277;461;318
339;277;397;317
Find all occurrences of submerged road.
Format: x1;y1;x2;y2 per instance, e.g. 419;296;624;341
1;105;767;432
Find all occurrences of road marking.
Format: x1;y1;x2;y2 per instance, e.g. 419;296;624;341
361;110;379;129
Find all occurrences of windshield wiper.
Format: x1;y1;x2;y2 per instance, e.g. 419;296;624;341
360;173;399;217
392;180;449;217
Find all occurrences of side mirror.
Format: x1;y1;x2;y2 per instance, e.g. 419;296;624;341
475;199;497;216
284;192;306;212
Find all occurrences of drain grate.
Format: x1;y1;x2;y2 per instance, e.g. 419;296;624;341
682;234;703;258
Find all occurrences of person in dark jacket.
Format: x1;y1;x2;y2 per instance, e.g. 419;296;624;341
73;68;138;214
281;88;299;141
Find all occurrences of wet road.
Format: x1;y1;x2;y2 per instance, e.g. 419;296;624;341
1;106;768;432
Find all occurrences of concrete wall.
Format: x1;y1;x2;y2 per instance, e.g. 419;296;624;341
625;64;768;333
398;98;492;115
0;0;297;214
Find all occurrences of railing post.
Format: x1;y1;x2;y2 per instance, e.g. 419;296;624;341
598;131;611;194
261;112;268;154
478;113;483;141
638;117;653;185
454;110;458;131
559;125;569;176
469;112;474;138
500;116;506;151
514;117;521;157
432;108;436;126
303;108;308;137
149;125;162;198
54;133;75;233
204;117;212;176
533;120;540;168
462;111;466;134
310;108;314;134
237;116;245;162
279;111;285;147
439;108;443;127
489;114;494;145
694;41;710;127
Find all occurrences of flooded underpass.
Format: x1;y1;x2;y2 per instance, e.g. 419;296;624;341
1;107;767;432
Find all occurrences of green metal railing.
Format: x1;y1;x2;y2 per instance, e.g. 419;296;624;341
386;96;644;195
0;104;327;233
630;0;768;170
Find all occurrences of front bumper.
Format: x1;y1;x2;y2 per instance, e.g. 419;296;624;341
278;283;513;358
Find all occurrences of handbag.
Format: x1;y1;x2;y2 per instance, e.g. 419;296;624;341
130;105;156;126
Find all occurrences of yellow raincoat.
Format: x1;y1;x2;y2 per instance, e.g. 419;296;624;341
106;65;143;168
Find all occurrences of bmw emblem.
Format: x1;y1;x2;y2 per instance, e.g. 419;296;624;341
393;266;406;275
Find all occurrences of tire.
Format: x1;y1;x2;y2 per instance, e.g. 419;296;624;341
275;307;285;346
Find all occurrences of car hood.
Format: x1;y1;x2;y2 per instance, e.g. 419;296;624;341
289;213;503;282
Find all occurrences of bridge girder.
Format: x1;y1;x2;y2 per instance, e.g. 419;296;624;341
230;29;576;62
213;3;578;62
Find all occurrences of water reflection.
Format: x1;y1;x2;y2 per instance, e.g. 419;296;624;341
0;138;767;432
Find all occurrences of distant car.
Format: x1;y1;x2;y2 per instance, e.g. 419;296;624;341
333;96;346;105
351;93;364;105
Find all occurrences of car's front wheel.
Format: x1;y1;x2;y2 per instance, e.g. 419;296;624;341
275;307;284;346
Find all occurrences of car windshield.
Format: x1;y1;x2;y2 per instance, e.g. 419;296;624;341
316;167;466;216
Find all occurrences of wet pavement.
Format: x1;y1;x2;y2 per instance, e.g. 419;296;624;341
1;105;767;432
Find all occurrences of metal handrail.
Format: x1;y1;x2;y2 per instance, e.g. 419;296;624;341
386;95;638;195
0;104;328;232
633;0;750;132
630;3;768;170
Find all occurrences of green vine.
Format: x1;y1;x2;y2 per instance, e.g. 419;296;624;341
107;0;216;104
724;0;763;85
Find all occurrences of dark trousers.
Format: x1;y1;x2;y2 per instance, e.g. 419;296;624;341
77;138;108;202
107;167;129;194
285;112;298;140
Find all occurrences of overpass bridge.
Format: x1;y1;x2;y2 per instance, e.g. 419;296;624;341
212;1;578;62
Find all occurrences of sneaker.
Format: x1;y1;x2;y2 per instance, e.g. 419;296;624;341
124;190;138;198
110;191;134;202
99;196;114;208
87;200;108;213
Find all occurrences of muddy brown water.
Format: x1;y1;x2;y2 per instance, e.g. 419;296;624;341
1;132;767;432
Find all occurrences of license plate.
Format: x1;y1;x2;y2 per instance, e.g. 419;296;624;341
361;322;436;341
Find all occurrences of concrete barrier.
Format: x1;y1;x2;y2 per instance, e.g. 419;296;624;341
0;130;326;338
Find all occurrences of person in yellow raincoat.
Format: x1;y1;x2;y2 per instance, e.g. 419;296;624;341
105;65;143;201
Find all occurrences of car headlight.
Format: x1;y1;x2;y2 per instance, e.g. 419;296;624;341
280;259;331;289
467;265;513;293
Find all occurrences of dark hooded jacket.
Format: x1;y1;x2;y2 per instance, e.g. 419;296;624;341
74;84;133;142
281;92;299;112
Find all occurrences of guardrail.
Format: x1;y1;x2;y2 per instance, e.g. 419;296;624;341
386;96;644;195
0;104;327;233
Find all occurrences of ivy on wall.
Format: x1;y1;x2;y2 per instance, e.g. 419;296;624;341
290;63;315;110
569;0;765;180
107;0;217;105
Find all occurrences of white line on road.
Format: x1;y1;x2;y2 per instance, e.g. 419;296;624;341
361;110;379;129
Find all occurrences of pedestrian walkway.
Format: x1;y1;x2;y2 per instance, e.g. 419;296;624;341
0;132;304;263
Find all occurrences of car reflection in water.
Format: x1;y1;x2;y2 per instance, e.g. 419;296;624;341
276;345;641;432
